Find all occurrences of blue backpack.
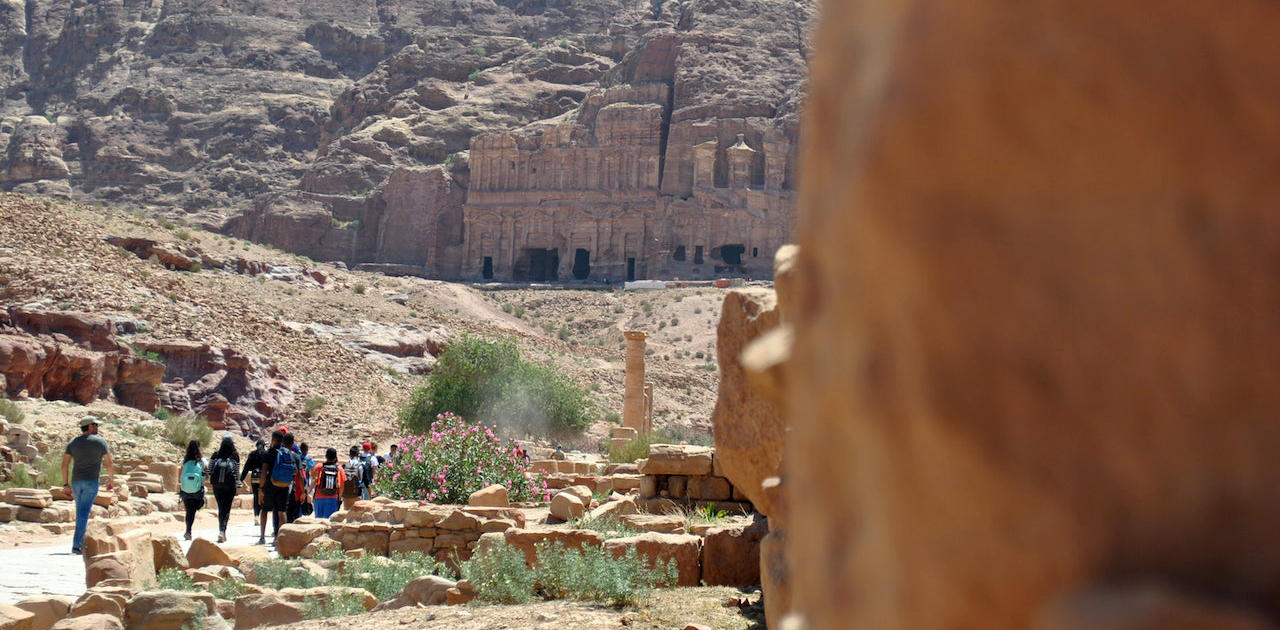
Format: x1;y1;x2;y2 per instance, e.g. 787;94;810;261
270;449;297;487
180;460;204;494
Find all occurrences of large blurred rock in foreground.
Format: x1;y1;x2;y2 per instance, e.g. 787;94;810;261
790;1;1280;629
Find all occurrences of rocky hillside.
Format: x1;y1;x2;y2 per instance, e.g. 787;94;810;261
0;194;724;441
0;0;813;275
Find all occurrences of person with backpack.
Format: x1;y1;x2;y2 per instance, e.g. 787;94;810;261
359;442;378;498
208;435;240;543
257;429;294;544
289;441;315;522
240;440;266;519
342;445;365;511
179;440;207;541
309;447;346;519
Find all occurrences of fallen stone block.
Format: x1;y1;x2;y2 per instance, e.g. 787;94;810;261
604;533;703;587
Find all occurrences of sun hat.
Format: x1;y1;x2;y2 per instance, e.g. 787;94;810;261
79;415;99;428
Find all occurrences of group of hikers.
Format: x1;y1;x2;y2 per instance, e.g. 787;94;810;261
181;428;398;545
61;414;398;554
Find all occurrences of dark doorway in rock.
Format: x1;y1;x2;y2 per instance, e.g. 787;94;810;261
572;249;591;280
694;245;704;265
752;247;759;258
627;257;636;281
517;248;559;282
672;245;686;262
721;244;746;265
482;257;493;279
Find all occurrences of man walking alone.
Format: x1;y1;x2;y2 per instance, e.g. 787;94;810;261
61;415;114;555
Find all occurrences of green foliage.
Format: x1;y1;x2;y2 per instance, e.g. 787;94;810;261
130;344;164;364
162;415;213;449
558;39;569;48
331;217;361;228
565;513;639;540
176;230;192;241
461;540;536;603
0;463;35;490
353;283;366;295
35;453;63;487
157;218;176;230
467;69;482;82
557;326;571;341
608;433;650;463
399;335;591;437
602;411;621;425
534;542;674;606
0;396;24;424
155;567;198;591
696;503;730;525
189;263;201;273
302;396;327;417
473;46;487;56
376;413;547;504
249;559;324;591
328;552;446;601
209;578;247;600
302;591;367;619
152;407;172;421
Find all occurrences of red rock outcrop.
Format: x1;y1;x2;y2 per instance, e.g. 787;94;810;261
790;1;1280;629
136;342;295;435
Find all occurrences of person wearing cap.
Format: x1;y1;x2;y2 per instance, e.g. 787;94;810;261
359;442;378;499
61;415;114;555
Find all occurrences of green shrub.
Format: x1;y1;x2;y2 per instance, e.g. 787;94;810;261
0;397;24;424
329;552;447;601
209;578;247;600
154;567;198;591
352;283;366;295
249;559;324;591
533;541;675;606
376;413;546;504
157;218;176;229
399;335;591;437
467;69;482;82
557;326;571;341
460;540;536;603
162;415;213;449
0;463;35;490
608;433;650;464
302;591;367;619
473;46;487;56
302;396;327;417
131;423;158;440
176;230;192;241
152;408;171;421
565;513;639;540
189;263;201;273
35;453;63;487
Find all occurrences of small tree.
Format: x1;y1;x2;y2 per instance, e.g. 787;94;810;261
399;336;590;437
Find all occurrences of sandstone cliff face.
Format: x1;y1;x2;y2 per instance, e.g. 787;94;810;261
790;1;1280;629
0;0;811;281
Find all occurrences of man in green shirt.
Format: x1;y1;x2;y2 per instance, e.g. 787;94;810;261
61;415;115;555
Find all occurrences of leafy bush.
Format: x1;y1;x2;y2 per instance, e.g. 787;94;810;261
352;283;366;295
162;415;213;449
0;463;34;490
151;408;171;421
328;552;447;601
34;453;63;487
399;335;591;437
565;513;639;540
249;559;324;591
0;397;23;424
460;540;536;603
209;578;247;600
608;433;650;464
375;413;547;504
534;542;674;606
302;591;367;619
154;567;197;591
302;396;327;418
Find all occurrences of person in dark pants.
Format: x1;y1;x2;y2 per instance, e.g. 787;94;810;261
178;440;207;540
258;429;304;544
208;435;240;543
241;440;266;519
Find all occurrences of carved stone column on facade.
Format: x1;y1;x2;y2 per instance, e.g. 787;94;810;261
694;140;718;189
623;330;648;435
727;134;757;189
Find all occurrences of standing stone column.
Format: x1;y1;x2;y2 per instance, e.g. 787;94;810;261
623;331;648;435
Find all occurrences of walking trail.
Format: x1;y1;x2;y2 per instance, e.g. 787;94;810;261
0;509;276;604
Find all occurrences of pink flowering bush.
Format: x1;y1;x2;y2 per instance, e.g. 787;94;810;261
375;412;548;504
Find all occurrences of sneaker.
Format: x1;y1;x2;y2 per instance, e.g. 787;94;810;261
257;536;266;545
71;548;82;555
183;532;192;541
217;533;226;544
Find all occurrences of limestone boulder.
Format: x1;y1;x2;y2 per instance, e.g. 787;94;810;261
68;588;129;620
5;488;52;509
686;476;734;503
14;596;71;630
620;513;686;534
604;533;702;587
278;587;376;612
233;592;302;630
151;536;188;572
84;529;154;590
221;546;270;569
52;613;124;630
273;523;329;559
372;576;455;610
701;519;768;586
587;495;638;521
124;590;217;630
637;445;712;476
186;539;233;569
548;492;585;521
502;528;604;566
0;603;33;630
467;484;509;508
709;289;783;513
792;1;1280;628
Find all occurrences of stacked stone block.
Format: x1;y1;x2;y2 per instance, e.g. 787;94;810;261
635;444;753;515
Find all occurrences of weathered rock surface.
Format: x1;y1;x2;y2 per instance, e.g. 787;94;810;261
790;1;1280;629
604;532;702;587
637;444;713;476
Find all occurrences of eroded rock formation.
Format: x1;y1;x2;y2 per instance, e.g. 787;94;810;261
790;1;1280;629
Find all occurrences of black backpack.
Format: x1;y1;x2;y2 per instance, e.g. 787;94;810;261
210;457;239;489
359;453;376;488
320;462;340;492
